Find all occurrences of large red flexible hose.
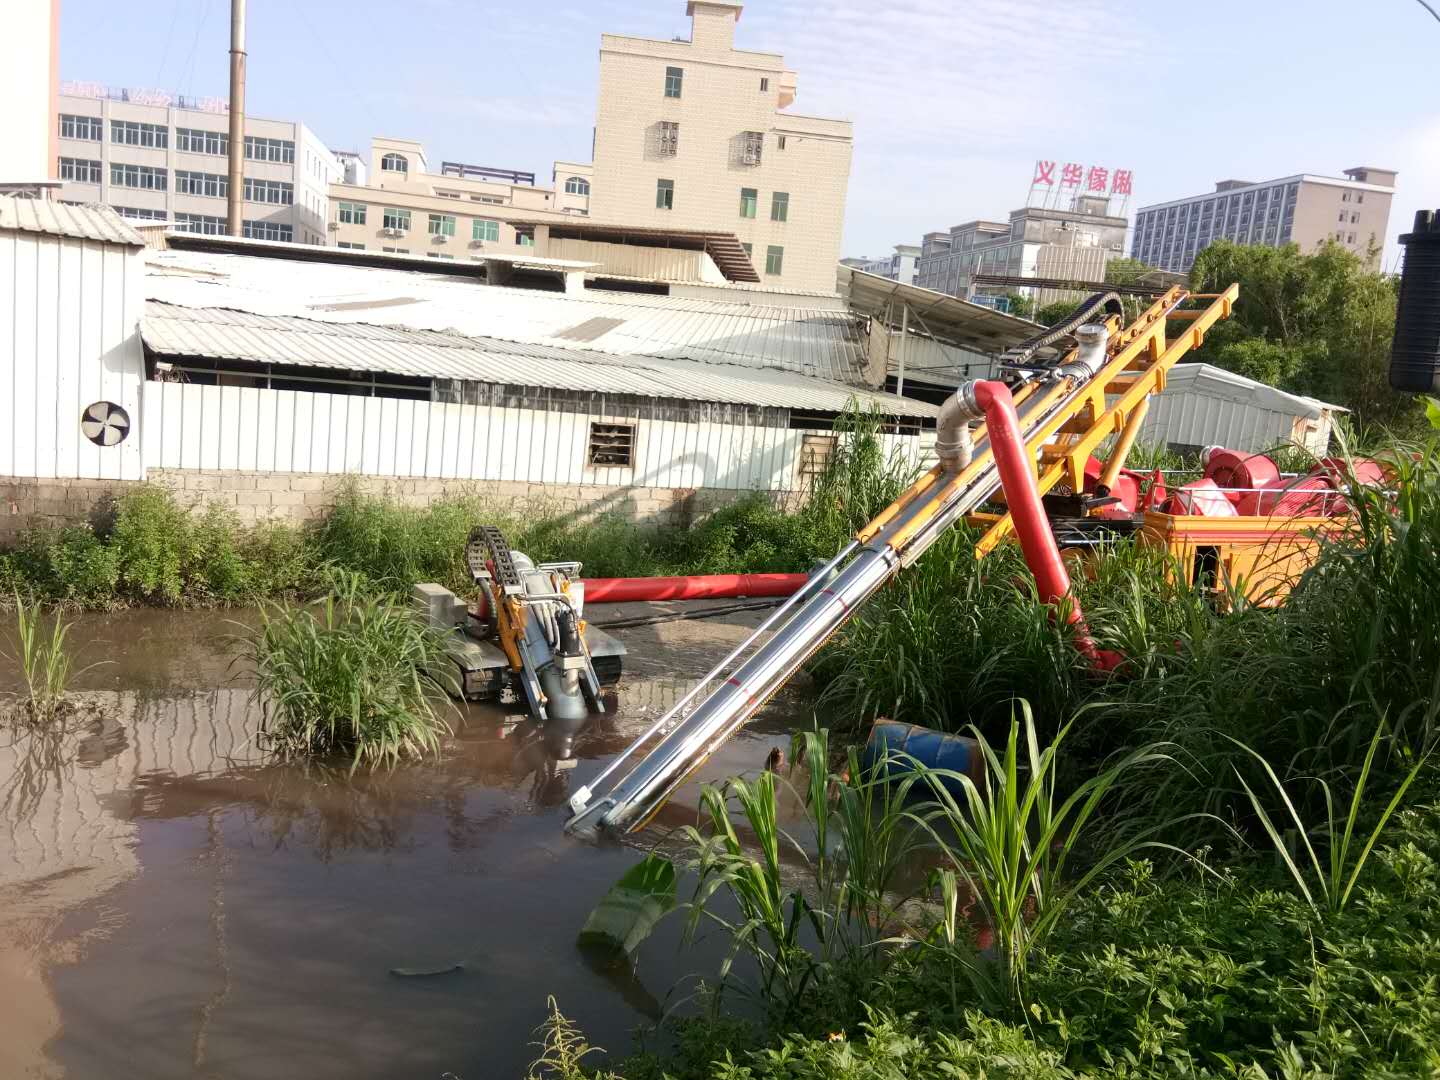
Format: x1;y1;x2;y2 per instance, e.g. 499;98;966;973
579;573;807;603
973;381;1115;670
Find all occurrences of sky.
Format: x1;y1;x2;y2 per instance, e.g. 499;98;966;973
58;0;1440;269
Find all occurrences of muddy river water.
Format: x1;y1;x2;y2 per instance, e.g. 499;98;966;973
0;603;807;1079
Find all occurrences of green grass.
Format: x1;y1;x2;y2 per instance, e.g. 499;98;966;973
234;571;457;769
2;593;95;723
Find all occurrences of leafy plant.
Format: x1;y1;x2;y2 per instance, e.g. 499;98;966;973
236;570;456;769
527;997;617;1080
901;703;1205;1004
1231;718;1432;913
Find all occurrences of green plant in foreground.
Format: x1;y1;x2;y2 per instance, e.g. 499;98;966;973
5;593;84;723
237;571;456;769
1232;718;1432;913
903;702;1207;1006
527;996;616;1080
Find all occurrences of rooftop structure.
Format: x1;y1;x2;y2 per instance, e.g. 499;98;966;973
1132;167;1397;272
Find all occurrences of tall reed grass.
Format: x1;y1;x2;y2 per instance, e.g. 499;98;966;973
236;571;456;769
3;593;88;723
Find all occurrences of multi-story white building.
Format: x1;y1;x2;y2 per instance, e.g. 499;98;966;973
54;87;339;244
1132;167;1397;272
588;1;854;294
845;244;920;285
916;195;1128;305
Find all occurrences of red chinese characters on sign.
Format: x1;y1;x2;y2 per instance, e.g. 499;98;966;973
1086;166;1109;192
1111;169;1133;196
1061;163;1084;187
1033;160;1057;186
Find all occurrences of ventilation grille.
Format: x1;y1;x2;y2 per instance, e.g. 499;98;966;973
588;422;635;467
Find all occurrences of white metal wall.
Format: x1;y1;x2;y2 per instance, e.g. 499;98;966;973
142;381;926;492
1140;390;1331;455
0;230;145;480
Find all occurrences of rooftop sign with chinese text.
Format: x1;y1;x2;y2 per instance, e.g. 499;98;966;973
1028;160;1133;213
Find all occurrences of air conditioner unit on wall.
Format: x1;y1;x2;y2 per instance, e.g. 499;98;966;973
327;221;339;230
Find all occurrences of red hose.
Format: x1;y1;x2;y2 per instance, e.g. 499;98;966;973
580;573;807;603
973;381;1116;671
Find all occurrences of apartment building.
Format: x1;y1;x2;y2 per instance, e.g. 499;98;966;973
845;244;921;285
54;87;338;244
1132;167;1397;272
328;137;595;258
916;195;1128;303
588;2;854;294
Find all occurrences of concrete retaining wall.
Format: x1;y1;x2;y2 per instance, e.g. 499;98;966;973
0;470;795;542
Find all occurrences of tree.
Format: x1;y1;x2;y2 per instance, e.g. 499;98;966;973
1104;257;1151;287
1036;299;1082;326
1188;240;1417;431
1003;292;1037;320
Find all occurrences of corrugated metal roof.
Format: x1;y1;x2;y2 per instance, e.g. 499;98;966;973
836;265;1037;355
0;196;144;246
141;301;938;418
145;248;869;383
1163;363;1346;418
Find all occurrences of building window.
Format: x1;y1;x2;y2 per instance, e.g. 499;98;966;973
111;120;167;148
435;190;461;200
428;213;456;237
381;152;409;174
243;220;294;242
771;191;789;222
657;121;679;156
244;136;295;164
765;245;784;276
564;175;591;195
111;162;167;190
739;187;757;218
115;206;168;222
59;114;102;141
472;218;499;242
382;246;410;254
760;77;769;91
176;127;228;155
1341;191;1351;202
382;207;411;231
175;170;227;198
338;201;367;225
740;131;764;165
664;66;683;99
427;252;455;260
175;212;226;235
1356;193;1365;204
243;178;294;205
472;195;504;204
515;226;535;247
588;423;635;467
777;135;787;150
656;178;674;210
1348;232;1356;244
337;241;366;250
58;157;102;184
1338;211;1346;222
1351;213;1360;224
742;242;752;256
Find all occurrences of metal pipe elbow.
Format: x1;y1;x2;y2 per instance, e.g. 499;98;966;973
935;381;984;467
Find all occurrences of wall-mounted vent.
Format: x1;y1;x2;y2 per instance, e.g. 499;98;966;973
587;422;635;467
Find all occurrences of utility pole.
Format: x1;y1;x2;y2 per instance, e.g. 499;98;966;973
226;0;246;237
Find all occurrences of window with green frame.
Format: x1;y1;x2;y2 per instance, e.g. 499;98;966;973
664;66;683;98
765;245;784;275
473;219;499;242
771;191;789;222
382;207;410;231
428;213;456;237
739;188;757;219
338;201;366;225
656;178;674;210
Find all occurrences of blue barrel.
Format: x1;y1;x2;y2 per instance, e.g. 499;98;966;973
862;720;983;801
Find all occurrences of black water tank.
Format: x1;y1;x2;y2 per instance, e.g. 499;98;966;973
1391;209;1440;393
